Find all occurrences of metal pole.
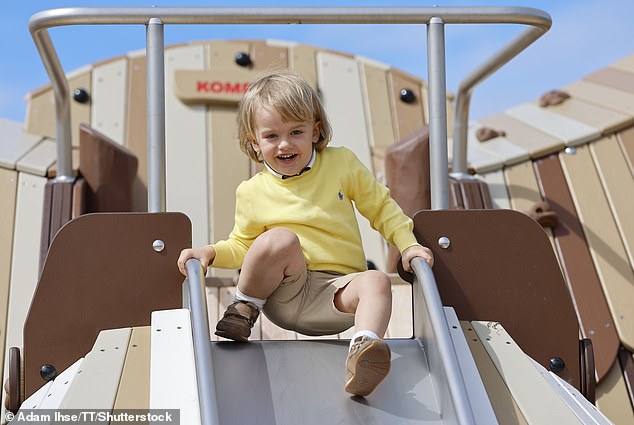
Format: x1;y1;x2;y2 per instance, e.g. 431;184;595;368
185;259;221;425
427;17;449;210
146;18;166;212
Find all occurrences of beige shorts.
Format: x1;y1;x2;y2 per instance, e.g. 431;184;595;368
262;266;358;336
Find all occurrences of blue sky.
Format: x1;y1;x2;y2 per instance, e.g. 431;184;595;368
1;1;633;125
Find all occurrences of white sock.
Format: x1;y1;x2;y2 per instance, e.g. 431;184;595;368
234;287;266;310
349;330;380;351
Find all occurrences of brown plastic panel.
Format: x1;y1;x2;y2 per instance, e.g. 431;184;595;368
408;209;581;389
618;347;634;409
24;212;191;397
533;154;619;382
39;181;74;273
79;124;138;213
6;347;21;413
585;67;634;95
580;338;596;403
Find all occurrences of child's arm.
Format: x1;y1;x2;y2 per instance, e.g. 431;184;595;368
177;245;216;276
401;244;434;273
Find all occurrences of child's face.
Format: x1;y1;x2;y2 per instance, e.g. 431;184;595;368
251;106;319;176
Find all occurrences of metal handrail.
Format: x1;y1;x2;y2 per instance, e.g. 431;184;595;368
184;259;220;425
29;6;551;210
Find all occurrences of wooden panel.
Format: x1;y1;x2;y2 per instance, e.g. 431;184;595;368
534;155;619;382
289;43;318;88
125;51;149;212
59;328;131;409
506;103;600;147
15;138;56;176
477;170;511;210
0;169;17;376
165;44;209;248
252;40;288;72
470;121;531;166
359;61;396;152
619;126;634;180
472;321;583;425
113;326;151;409
613;55;634;74
3;173;46;385
91;58;128;144
150;310;201;425
480;113;564;158
387;69;426;141
37;359;83;409
317;51;386;271
385;281;413;338
586;67;634;95
461;322;528;425
0;118;42;170
538;97;634;135
564;79;634;116
596;361;634;425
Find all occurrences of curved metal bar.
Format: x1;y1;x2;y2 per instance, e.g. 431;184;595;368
184;259;220;425
411;256;477;425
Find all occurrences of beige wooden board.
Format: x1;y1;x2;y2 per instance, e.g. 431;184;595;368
91;57;128;144
479;113;565;158
537;97;634;136
472;321;583;425
317;51;386;271
387;69;426;141
15;138;56;176
25;66;92;147
165;44;209;248
386;282;413;338
477;170;511;210
150;309;200;424
59;327;131;409
506;103;601;147
125;52;149;212
560;145;634;350
359;61;396;152
289;43;319;88
596;360;634;425
3;173;46;386
460;322;529;425
612;55;634;74
37;358;83;409
252;40;288;72
0;168;17;376
470;121;531;166
449;132;504;174
591;136;634;275
113;326;151;409
0;119;42;170
564;80;634;116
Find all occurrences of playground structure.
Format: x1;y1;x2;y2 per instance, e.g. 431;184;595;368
0;5;633;424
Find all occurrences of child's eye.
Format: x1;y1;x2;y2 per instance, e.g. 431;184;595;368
291;130;303;135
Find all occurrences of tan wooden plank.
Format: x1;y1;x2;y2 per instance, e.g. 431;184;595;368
359;61;396;152
0;168;17;387
289;43;319;88
91;57;128;144
477;170;511;210
472;321;583;425
560;144;634;350
564;79;634;116
612;54;634;74
461;322;529;425
586;67;634;95
59;328;131;409
386;281;412;339
113;326;151;409
260;314;297;341
0;119;42;170
479;113;564;158
596;360;634;425
536;97;634;136
387;68;426;141
15;138;56;176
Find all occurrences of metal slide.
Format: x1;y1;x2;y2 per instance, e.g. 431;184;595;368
184;258;496;425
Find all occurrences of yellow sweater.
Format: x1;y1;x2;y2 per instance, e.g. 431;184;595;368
212;146;419;274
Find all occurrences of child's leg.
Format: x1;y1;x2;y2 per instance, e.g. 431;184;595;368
334;270;392;396
216;228;305;342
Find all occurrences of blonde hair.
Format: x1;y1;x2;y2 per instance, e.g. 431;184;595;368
237;71;332;162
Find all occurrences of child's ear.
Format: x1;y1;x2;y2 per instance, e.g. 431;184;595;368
250;140;261;153
312;121;320;142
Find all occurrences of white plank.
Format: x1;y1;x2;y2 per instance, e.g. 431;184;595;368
150;309;201;425
472;321;583;425
17;381;53;410
59;328;131;409
316;52;385;271
469;120;531;166
38;358;84;409
165;44;209;249
0;118;43;170
91;57;128;144
477;170;511;209
530;358;615;425
444;308;499;425
506;103;601;147
15;138;56;176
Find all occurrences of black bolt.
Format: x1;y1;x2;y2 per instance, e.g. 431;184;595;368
235;52;252;67
72;88;90;104
40;364;57;382
399;88;417;104
549;357;565;373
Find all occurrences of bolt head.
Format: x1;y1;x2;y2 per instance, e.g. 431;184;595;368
549;357;565;373
40;364;57;382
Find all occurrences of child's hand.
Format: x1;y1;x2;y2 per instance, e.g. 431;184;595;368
177;245;216;276
401;244;434;273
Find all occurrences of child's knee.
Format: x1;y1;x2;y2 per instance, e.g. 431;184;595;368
362;270;392;298
255;228;301;257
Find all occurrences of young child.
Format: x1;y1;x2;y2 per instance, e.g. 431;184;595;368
177;71;433;397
